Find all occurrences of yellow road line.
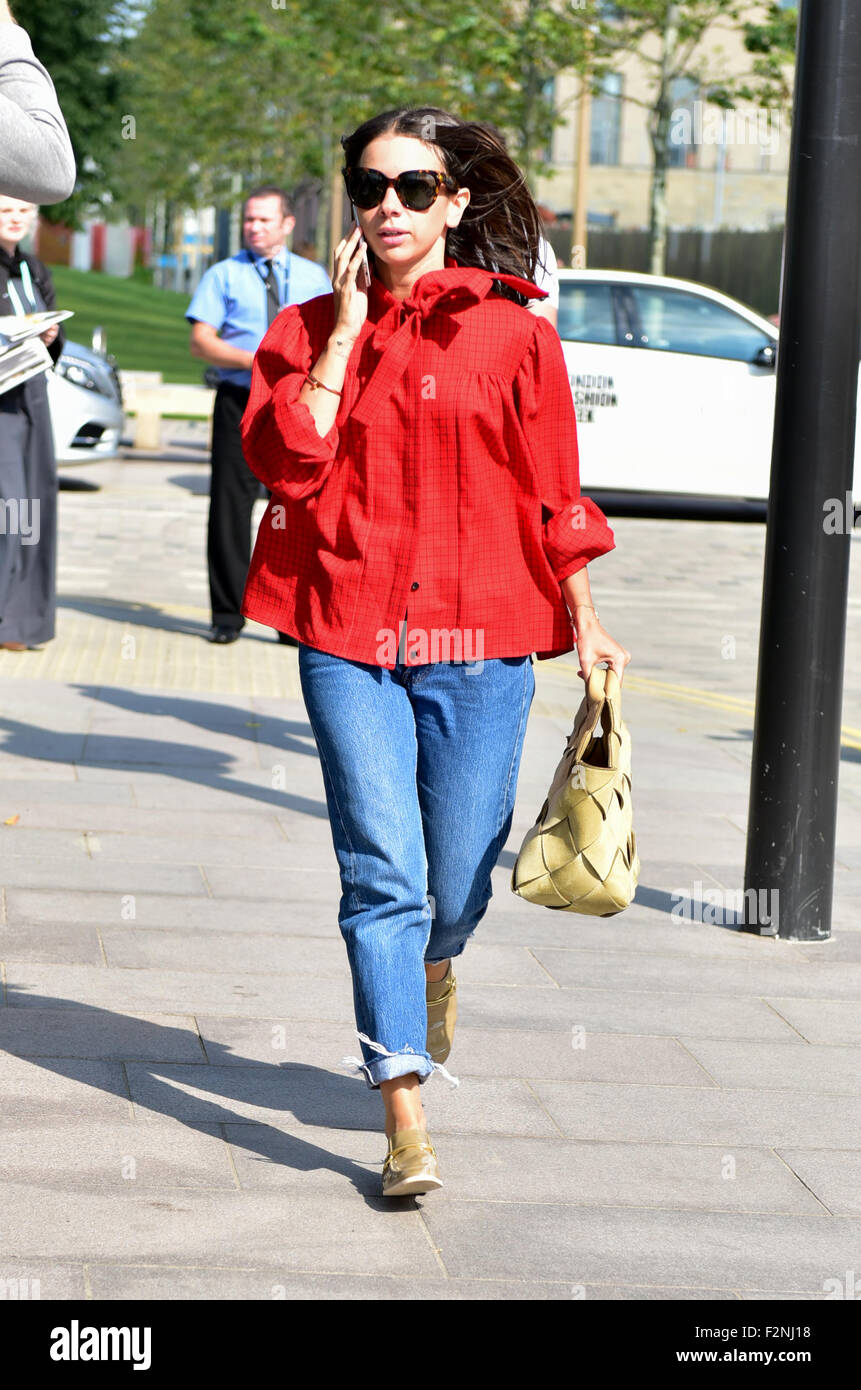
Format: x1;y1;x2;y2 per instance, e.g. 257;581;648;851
549;663;861;750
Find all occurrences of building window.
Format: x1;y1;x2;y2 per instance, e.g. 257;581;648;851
590;73;623;166
667;75;699;168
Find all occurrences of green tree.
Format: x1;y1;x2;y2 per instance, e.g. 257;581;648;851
563;1;797;273
109;0;592;263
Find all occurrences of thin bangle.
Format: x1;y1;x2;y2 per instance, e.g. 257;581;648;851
570;603;600;624
303;371;342;397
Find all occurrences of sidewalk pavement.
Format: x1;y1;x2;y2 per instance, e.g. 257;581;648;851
1;447;860;1301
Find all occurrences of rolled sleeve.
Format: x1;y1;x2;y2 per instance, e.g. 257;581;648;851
186;264;227;329
514;315;615;582
240;303;340;499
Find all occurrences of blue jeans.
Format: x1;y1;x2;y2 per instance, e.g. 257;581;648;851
297;642;536;1090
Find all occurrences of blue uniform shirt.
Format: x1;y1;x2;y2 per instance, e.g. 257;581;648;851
186;246;332;388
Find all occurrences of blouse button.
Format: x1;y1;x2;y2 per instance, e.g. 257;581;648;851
410;581;420;591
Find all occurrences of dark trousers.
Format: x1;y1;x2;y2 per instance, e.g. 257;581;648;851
207;381;266;629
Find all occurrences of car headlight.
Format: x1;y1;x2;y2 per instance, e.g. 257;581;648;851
55;357;101;392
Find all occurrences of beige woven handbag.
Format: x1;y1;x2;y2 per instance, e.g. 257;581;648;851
511;664;639;916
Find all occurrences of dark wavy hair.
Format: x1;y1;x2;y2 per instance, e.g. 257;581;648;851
340;107;544;307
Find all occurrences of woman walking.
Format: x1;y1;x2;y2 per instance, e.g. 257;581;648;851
240;107;631;1196
0;194;63;650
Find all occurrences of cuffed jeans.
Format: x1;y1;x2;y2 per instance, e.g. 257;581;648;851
297;641;535;1090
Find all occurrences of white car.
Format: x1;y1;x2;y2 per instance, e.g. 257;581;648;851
556;268;859;508
48;332;124;465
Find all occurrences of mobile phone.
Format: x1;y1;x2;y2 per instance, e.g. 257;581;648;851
350;203;372;290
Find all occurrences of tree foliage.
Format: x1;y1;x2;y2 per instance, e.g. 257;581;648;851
556;2;797;271
13;0;798;268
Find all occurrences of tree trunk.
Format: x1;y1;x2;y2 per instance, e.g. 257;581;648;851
648;1;680;276
316;105;333;265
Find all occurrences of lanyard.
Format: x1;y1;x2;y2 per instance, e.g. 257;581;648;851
6;259;37;316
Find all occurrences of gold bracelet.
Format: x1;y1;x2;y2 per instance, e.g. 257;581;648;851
304;371;342;396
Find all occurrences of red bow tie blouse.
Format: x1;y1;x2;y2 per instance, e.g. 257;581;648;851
239;255;615;667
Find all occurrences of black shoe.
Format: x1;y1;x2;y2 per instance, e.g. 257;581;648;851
210;626;241;644
277;631;299;646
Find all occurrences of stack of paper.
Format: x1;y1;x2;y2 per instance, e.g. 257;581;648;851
0;310;74;396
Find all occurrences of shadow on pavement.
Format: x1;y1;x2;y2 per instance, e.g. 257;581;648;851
0;709;328;817
56;594;283;644
72;686;318;757
1;987;397;1204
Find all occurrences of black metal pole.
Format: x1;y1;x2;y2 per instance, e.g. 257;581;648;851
743;0;861;939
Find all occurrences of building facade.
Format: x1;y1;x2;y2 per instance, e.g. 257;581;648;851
534;1;795;236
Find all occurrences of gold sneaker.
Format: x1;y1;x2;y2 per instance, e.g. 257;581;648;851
426;961;457;1063
381;1128;443;1197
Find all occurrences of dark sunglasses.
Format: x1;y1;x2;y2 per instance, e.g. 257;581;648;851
343;166;459;212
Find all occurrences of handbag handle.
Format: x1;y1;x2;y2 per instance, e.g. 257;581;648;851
586;663;620;705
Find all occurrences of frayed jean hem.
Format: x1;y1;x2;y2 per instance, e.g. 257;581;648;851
340;1032;460;1091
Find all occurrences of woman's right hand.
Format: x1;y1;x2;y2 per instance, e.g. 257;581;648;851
331;223;369;343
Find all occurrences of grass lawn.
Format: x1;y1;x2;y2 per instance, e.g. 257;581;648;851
49;266;203;383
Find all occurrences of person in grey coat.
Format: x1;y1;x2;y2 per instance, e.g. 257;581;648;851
0;2;76;205
0;194;64;649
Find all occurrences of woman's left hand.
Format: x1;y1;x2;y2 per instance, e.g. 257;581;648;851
40;325;59;347
574;611;631;683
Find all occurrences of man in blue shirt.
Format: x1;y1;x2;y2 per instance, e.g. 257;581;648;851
187;185;331;644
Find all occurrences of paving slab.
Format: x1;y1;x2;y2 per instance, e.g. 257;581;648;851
528;1079;861;1149
0;922;104;965
766;997;861;1046
461;982;800;1040
0;860;208;894
480;912;811;961
530;946;861;999
0;1009;204;1061
0;1185;440;1273
0;1264;87;1300
99;929;351;976
1;804;287;839
197;1017;388;1067
5;889;340;931
3;963;355;1019
0;1054;130;1119
0;1119;234;1189
677;1038;861;1097
775;1150;861;1216
431;1026;715;1085
0;827;93;857
72;831;290;866
222;1121;822;1213
418;1204;861;1292
0;780;136;805
201;865;345;902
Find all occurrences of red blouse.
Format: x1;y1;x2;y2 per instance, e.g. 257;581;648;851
240;255;615;668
